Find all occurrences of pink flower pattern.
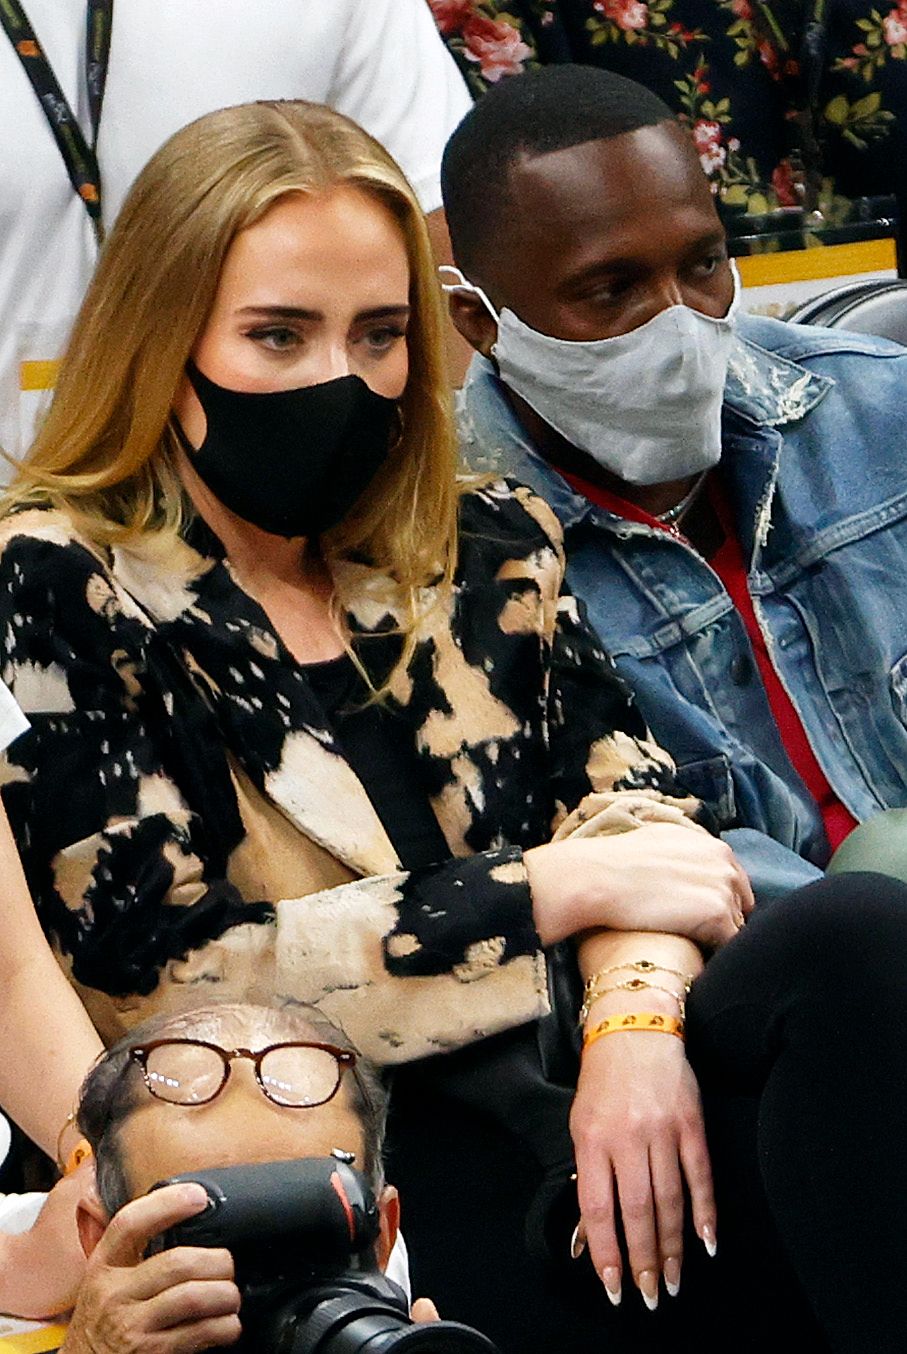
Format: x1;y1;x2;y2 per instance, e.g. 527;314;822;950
691;118;727;174
593;0;648;30
462;14;535;80
428;1;534;83
428;0;901;222
429;0;476;34
882;5;907;45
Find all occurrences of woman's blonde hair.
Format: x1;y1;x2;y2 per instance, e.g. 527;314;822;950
2;100;460;615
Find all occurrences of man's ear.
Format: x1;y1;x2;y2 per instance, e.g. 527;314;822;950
375;1184;400;1271
76;1173;109;1258
448;290;498;360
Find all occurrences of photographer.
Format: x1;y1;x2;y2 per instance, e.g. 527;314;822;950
62;1002;439;1354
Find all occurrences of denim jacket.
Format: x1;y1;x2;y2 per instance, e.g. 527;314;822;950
459;313;907;899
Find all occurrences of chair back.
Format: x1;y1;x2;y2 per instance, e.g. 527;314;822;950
787;279;907;344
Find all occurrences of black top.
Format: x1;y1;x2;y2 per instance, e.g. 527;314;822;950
304;650;452;872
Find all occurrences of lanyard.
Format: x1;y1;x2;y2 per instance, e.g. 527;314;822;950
1;0;113;244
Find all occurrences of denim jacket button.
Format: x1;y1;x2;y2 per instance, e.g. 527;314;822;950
730;654;754;686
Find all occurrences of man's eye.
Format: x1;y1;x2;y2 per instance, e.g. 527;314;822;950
697;253;727;278
247;327;300;351
582;277;634;305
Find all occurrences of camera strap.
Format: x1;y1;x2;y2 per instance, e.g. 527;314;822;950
1;0;113;244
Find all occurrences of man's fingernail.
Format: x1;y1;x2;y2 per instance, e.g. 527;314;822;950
663;1256;681;1297
569;1224;586;1260
182;1184;210;1208
702;1224;717;1258
601;1267;621;1306
638;1269;659;1311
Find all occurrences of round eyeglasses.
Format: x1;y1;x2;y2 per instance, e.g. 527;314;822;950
128;1038;357;1109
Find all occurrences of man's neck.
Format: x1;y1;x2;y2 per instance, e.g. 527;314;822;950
505;387;696;519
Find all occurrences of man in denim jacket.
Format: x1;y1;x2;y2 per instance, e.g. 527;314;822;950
442;65;907;900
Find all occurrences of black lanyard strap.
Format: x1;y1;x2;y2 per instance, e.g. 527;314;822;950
1;0;113;244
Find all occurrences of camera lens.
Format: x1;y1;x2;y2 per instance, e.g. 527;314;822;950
285;1293;499;1353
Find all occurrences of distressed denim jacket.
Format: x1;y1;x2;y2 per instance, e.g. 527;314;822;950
459;313;907;899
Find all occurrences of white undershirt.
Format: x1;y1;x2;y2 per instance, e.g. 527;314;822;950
0;0;471;466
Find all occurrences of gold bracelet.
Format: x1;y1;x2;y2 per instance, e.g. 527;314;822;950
579;976;689;1025
582;958;694;995
583;1011;686;1050
579;960;693;1022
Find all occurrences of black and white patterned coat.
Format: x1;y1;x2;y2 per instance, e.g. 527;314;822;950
0;481;704;1060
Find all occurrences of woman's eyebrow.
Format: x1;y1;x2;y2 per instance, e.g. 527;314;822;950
235;304;411;322
236;304;321;320
354;304;411;322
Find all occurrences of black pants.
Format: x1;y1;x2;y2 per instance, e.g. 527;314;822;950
388;873;907;1354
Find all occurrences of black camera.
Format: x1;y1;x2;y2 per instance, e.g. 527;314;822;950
152;1157;500;1354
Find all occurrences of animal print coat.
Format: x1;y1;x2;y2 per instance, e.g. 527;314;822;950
0;481;704;1061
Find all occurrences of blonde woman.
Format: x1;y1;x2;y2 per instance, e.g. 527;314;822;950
1;101;898;1353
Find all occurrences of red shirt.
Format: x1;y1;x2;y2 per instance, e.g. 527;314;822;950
558;466;857;850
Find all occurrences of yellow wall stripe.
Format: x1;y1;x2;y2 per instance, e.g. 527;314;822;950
19;360;61;393
736;238;898;289
0;1325;67;1354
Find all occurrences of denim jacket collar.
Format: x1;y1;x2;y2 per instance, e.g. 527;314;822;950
459;327;833;543
723;333;831;429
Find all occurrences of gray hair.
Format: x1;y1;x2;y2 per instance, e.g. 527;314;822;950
77;1001;388;1216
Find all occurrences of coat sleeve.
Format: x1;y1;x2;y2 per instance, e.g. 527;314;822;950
508;483;712;839
0;528;548;1063
547;588;714;840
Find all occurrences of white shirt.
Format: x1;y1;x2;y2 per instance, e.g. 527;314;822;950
0;0;471;465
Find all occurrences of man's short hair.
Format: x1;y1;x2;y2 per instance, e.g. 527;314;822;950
441;65;674;281
77;1002;388;1216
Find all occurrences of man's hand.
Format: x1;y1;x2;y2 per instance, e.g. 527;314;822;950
63;1184;241;1354
411;1298;440;1322
570;1028;715;1311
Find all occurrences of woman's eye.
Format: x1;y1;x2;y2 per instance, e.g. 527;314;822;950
362;325;406;354
247;326;301;352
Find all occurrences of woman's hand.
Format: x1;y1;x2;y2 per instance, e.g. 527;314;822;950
569;1022;716;1310
526;822;753;947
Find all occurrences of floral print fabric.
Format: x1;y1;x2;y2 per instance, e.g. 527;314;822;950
428;0;907;227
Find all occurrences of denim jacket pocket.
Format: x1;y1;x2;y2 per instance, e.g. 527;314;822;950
890;651;907;726
673;753;737;830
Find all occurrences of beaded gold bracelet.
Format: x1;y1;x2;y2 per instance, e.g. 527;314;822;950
579;975;691;1025
590;958;693;984
583;1011;686;1050
579;959;694;1024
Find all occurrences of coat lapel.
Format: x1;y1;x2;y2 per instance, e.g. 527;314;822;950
111;534;400;879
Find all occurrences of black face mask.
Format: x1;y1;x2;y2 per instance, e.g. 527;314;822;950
176;361;399;539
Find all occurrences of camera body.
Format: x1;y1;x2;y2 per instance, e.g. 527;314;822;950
152;1158;499;1354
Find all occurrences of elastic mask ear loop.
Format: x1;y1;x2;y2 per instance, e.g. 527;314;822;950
438;265;500;324
726;258;742;320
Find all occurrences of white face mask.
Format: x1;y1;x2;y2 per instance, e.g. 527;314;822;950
442;262;740;487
